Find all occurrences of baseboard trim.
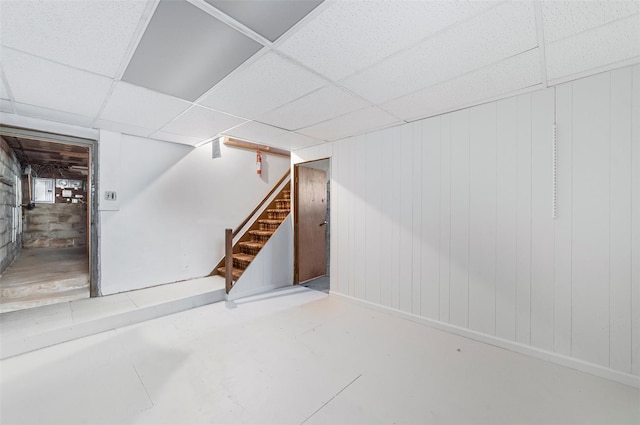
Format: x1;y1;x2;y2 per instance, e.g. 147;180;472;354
331;291;640;389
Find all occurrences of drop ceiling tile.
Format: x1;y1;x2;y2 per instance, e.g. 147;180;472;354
160;106;247;139
545;14;640;81
223;120;287;142
0;0;147;78
297;106;400;141
342;1;537;104
1;99;14;114
383;49;542;121
148;131;203;146
122;0;263;101
205;0;324;42
99;82;191;131
256;85;369;130
15;103;94;128
94;118;155;139
277;0;499;81
1;49;113;117
265;131;324;151
542;1;639;43
199;52;327;119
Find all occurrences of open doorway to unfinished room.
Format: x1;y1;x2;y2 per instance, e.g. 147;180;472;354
0;126;98;313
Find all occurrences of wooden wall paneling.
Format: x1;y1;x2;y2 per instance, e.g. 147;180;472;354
449;109;471;327
609;66;633;373
399;124;414;313
468;103;497;335
571;72;611;368
530;88;556;352
412;122;423;315
439;114;452;323
516;93;533;345
365;133;382;304
347;139;356;297
554;83;573;356
495;97;518;341
379;127;395;308
391;126;402;310
421;117;441;320
631;64;640;377
353;136;367;299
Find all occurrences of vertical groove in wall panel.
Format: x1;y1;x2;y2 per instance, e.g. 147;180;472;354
336;142;348;296
496;97;518;341
353;136;367;300
391;126;402;310
439;114;452;323
631;64;640;377
609;66;633;374
530;88;556;352
449;109;470;328
421;117;441;320
412;122;423;315
379;128;394;308
516;93;533;345
331;142;340;293
347;139;356;297
572;72;611;368
365;132;382;304
554;83;573;356
399;124;414;313
468;103;497;335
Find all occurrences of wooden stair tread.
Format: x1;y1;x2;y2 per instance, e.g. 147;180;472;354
266;208;290;213
216;267;243;280
249;229;275;236
259;219;284;224
233;253;255;262
238;241;266;249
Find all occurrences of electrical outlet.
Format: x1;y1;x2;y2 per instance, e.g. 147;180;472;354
104;191;117;201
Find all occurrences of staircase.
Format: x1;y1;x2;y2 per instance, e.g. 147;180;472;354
215;185;291;283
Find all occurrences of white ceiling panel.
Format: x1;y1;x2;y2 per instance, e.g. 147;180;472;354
148;130;203;146
94;118;155;139
1;49;113;117
0;0;148;78
256;85;369;130
542;1;639;43
223;120;287;142
276;0;499;81
0;99;14;114
298;106;400;141
343;1;537;104
265;131;324;151
99;82;191;131
14;103;94;128
160;105;247;139
198;52;327;119
546;14;640;81
383;49;542;121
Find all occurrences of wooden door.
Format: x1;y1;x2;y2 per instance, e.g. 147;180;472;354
296;166;327;283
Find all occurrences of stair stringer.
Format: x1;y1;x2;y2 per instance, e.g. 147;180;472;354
225;214;293;301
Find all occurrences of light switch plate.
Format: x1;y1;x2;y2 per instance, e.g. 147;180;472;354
104;191;117;201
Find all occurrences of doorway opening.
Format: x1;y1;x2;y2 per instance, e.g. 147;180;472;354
294;158;330;294
0;126;98;313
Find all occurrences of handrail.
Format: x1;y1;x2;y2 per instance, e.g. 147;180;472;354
232;170;290;238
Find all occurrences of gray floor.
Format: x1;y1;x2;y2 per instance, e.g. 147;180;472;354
0;246;89;313
1;285;638;424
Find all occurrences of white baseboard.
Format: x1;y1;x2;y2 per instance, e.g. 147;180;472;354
331;291;640;389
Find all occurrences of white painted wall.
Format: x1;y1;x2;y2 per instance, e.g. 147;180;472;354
227;215;294;301
296;65;640;382
99;132;290;295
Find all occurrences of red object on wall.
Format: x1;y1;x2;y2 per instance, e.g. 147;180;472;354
256;150;262;175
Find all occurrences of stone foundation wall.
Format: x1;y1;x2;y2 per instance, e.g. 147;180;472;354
0;137;22;273
23;203;87;248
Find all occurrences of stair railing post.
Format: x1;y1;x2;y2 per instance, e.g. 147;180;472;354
225;228;233;294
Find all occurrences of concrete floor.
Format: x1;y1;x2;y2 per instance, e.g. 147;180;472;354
1;285;637;424
0;246;89;313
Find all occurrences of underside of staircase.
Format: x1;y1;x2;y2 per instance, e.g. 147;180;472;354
214;183;291;283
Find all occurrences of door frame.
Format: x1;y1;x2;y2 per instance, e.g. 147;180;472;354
0;125;101;297
293;157;330;285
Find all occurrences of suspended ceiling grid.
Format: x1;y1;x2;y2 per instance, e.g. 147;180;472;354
0;0;638;151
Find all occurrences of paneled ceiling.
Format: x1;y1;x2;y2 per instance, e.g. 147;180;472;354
0;0;638;152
